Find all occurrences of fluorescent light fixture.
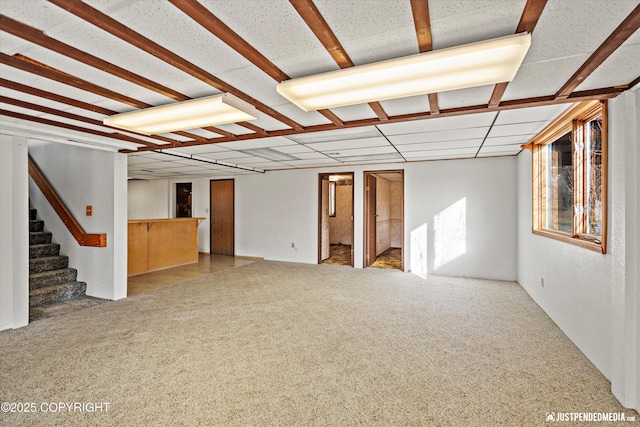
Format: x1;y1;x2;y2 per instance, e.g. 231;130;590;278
104;93;259;134
277;33;531;111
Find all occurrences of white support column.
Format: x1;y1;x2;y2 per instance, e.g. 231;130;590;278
0;135;29;330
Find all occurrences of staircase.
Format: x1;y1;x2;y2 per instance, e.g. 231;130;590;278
29;207;87;316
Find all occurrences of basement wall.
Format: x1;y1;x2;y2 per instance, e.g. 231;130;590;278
329;182;353;245
516;89;639;411
128;156;517;280
29;140;128;300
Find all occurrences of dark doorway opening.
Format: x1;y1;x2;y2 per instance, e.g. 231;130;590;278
176;183;192;218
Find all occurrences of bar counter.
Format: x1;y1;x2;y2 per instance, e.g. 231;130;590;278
128;218;204;276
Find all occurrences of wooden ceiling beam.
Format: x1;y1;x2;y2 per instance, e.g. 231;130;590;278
0;53;150;109
410;0;439;115
48;0;303;131
555;3;640;99
0;53;208;143
168;0;287;82
0;108;159;148
289;0;389;121
488;0;548;107
127;84;627;153
170;0;344;126
0;14;237;139
0;78;183;145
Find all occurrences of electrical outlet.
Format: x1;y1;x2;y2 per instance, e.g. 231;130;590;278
291;243;295;248
541;278;544;288
86;205;93;216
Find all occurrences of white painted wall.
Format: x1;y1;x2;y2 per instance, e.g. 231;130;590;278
129;158;518;280
29;140;127;300
405;156;517;280
517;90;639;411
128;179;170;219
0;135;29;330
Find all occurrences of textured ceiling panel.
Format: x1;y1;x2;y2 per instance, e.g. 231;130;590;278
379;112;496;135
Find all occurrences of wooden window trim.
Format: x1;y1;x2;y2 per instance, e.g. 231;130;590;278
529;100;607;254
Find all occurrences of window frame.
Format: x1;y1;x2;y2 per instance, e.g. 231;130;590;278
529;100;608;254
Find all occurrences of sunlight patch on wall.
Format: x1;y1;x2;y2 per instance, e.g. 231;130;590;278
434;198;467;270
410;223;428;278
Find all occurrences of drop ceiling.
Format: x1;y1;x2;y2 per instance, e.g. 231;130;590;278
0;0;638;180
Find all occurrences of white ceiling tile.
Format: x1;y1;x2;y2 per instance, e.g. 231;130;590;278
403;147;478;158
378;95;430;116
329;104;378;122
494;104;573;125
488;122;547;138
389;127;488;145
332;145;398;157
430;0;526;49
379;112;496;135
314;0;417;65
577;40;640;91
397;139;483;152
483;136;532;147
523;0;639;64
479;144;523;154
309;136;390;152
437;85;494;110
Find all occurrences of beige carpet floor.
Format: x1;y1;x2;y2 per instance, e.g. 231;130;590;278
0;261;636;426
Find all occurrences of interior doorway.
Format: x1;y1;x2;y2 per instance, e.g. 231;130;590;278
210;179;234;256
364;171;404;271
318;173;354;267
176;182;192;218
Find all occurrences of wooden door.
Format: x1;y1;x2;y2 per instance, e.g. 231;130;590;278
320;177;330;261
365;174;377;267
210;179;234;256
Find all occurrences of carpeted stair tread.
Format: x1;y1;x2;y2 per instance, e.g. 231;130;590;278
29;268;78;290
29;208;37;221
29;281;87;307
29;243;61;259
29;231;52;245
29;255;69;274
29;220;44;232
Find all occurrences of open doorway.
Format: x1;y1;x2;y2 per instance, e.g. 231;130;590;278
176;182;192;218
364;171;404;271
318;173;354;267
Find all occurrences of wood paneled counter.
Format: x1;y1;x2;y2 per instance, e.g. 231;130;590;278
128;218;204;276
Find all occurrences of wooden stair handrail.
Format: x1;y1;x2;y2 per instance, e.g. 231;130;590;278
28;155;107;247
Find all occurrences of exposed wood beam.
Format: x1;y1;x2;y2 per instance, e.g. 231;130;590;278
0;54;208;143
0;14;188;101
488;83;509;108
0;109;159;148
289;0;388;121
488;0;548;107
515;0;548;33
0;77;115;116
168;0;287;82
0;78;184;146
170;0;344;126
48;0;303;131
128;84;627;152
0;14;237;139
410;0;439;114
555;3;640;99
318;109;343;126
237;122;268;135
0;53;149;109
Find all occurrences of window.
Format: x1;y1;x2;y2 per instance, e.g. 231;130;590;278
530;100;607;253
329;181;336;217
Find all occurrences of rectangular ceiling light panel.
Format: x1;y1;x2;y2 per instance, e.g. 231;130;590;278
277;33;531;111
104;93;259;134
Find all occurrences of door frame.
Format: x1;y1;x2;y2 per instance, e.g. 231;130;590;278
209;178;234;256
363;170;404;270
317;172;354;266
